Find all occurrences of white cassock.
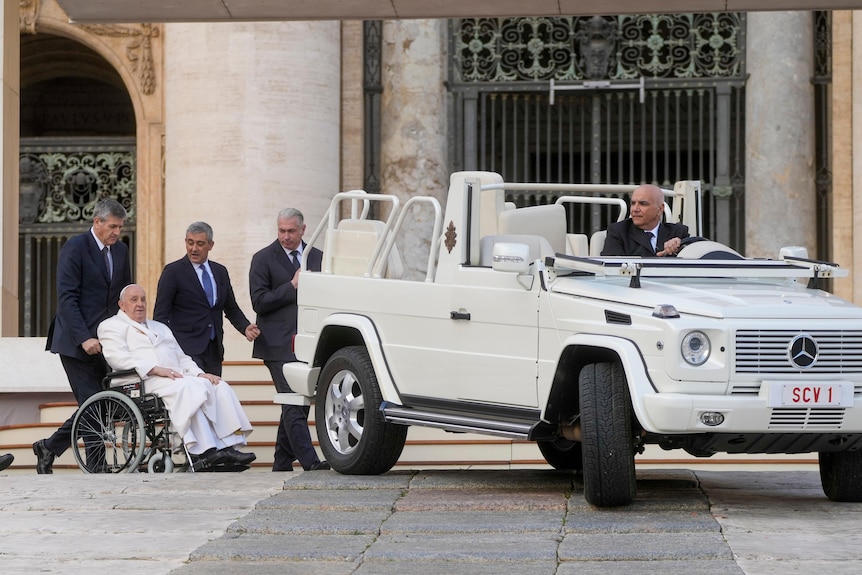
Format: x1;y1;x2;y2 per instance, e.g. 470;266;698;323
97;311;253;454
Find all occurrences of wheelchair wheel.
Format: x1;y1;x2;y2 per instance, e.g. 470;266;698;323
72;391;146;473
147;451;174;473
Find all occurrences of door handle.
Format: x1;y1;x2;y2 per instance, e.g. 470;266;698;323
450;311;471;320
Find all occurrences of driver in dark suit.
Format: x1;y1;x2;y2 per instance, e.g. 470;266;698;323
601;184;689;257
153;221;259;377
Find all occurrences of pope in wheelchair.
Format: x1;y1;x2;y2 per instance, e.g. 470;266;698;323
94;283;255;471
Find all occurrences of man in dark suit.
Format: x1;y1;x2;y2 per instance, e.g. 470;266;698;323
249;208;329;472
153;222;260;376
601;184;689;257
33;199;132;474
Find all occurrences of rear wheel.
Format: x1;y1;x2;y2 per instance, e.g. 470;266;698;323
578;362;637;507
316;346;407;474
538;438;583;471
819;450;862;501
72;391;146;473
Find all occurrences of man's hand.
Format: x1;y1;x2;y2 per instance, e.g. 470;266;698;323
149;366;182;379
291;269;301;289
244;324;261;341
657;237;682;257
197;372;221;385
82;338;102;355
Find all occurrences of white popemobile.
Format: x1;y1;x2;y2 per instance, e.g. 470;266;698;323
281;171;862;507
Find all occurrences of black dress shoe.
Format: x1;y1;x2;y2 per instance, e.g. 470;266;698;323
0;453;13;472
221;447;256;466
33;440;55;474
305;460;331;471
191;448;226;469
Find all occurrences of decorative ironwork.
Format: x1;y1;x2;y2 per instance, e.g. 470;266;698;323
814;11;831;80
19;143;136;225
19;139;137;337
577;16;618;80
363;20;383;194
453;14;743;83
813;11;832;264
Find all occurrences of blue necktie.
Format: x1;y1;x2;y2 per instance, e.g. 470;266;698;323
290;250;300;270
200;265;215;307
102;246;112;279
645;231;656;252
201;265;216;339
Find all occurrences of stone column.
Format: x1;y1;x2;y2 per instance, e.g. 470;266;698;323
164;22;341;359
832;11;854;302
380;19;448;280
745;12;815;259
852;13;862;304
0;2;19;335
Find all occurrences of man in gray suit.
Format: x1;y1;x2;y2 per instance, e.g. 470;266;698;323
249;208;329;472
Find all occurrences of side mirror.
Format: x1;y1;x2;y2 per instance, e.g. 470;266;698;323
491;242;532;274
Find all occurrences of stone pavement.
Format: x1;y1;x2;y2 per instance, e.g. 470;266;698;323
1;467;861;574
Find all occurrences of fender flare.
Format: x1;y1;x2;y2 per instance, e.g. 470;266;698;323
313;314;402;404
557;333;661;432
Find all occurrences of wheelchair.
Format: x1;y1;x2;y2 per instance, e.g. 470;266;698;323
70;369;192;473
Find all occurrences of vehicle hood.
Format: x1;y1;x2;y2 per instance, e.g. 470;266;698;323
549;275;862;320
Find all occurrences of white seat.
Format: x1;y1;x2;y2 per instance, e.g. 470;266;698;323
330;219;403;278
566;233;589;257
497;203;567;255
590;230;607;257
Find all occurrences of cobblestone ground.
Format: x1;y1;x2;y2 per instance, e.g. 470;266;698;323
172;469;741;575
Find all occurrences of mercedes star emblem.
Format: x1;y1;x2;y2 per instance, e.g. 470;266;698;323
788;334;819;369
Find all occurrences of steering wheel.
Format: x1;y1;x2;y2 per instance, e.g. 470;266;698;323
678;236;708;248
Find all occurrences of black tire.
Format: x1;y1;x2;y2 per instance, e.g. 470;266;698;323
538;438;583;471
72;391;146;473
315;346;408;474
579;362;637;507
819;450;862;502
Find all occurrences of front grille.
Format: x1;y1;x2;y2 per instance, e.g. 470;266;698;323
736;330;862;374
769;407;845;429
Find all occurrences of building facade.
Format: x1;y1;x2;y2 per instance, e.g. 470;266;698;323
0;3;859;395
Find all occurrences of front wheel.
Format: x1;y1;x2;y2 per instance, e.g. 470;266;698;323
819;450;862;501
315;346;407;474
578;362;637;507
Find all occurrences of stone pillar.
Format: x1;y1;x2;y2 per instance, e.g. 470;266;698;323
832;11;854;301
852;13;862;304
745;12;815;259
164;22;341;359
380;19;448;280
0;2;19;335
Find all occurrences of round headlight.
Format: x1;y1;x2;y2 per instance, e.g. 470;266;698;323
681;331;710;366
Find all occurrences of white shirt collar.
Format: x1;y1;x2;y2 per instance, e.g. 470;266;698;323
91;228;107;251
283;244;304;257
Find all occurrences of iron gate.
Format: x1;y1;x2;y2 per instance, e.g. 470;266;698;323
448;14;747;250
19;137;136;337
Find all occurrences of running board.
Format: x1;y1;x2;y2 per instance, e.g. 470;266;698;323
382;405;532;439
